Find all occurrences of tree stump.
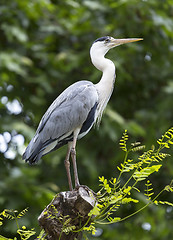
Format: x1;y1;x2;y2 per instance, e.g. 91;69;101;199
38;186;97;240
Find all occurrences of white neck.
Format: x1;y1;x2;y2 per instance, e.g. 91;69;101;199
90;48;116;124
94;56;115;89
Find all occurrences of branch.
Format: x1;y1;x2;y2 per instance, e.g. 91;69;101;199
38;186;97;240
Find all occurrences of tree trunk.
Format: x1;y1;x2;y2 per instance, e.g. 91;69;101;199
38;186;97;240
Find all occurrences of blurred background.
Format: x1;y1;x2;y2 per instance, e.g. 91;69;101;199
0;0;173;239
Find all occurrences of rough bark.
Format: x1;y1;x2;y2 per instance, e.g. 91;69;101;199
38;186;97;240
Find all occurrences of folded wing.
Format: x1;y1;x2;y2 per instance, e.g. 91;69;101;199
23;81;98;164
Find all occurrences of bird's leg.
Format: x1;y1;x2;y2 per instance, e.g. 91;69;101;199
71;148;80;188
64;143;73;191
71;128;81;188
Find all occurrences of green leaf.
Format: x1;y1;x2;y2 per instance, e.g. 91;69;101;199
123;186;132;194
109;195;123;205
133;165;162;181
159;201;173;206
88;205;100;216
121;198;139;204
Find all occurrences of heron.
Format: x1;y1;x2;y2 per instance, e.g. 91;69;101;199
23;36;142;191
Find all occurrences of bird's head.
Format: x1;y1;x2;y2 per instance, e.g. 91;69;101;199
90;36;143;57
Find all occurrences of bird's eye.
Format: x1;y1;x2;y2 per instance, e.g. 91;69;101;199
105;38;110;43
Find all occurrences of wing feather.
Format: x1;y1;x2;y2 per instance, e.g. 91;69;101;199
23;81;98;163
38;81;98;139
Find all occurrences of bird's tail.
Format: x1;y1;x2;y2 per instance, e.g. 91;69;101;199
22;135;43;165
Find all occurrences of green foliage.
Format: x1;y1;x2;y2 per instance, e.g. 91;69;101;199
44;203;76;236
0;208;29;222
31;129;172;238
145;180;154;200
0;208;36;240
83;129;173;235
17;227;36;240
1;0;173;239
0;130;173;239
119;129;128;152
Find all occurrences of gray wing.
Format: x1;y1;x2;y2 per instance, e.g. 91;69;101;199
23;81;98;164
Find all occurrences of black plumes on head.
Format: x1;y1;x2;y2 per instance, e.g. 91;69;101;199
94;36;111;43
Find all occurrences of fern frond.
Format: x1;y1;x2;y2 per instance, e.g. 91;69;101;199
131;145;145;152
164;180;173;192
119;130;128;152
99;177;112;194
89;128;173;231
159;201;173;206
17;208;29;219
133;165;162;181
153;153;170;162
131;142;141;147
63;225;76;234
17;227;36;240
1;210;15;220
121;198;139;204
107;216;121;223
157;127;173;149
111;204;120;212
50;204;59;215
144;180;154;200
84;223;96;235
138;149;154;164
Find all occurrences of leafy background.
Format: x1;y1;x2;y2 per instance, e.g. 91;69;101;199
0;0;173;239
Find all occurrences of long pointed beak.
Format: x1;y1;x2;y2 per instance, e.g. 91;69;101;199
110;38;143;47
